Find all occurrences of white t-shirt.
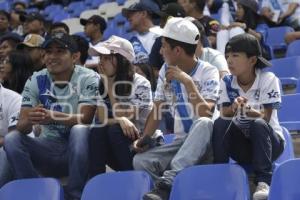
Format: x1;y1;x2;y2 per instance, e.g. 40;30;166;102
154;59;220;138
200;47;229;73
0;84;22;136
218;70;284;140
98;73;153;132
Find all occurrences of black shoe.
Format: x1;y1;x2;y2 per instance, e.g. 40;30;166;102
143;181;171;200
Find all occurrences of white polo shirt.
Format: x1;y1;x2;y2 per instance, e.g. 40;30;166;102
218;70;284;140
200;47;229;73
154;59;220;138
0;84;22;136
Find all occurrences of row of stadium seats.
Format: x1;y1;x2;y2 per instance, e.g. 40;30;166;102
1;159;300;200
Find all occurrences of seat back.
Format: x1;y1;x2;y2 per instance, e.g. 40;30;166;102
269;159;300;200
169;164;250;200
286;40;300;57
279;94;300;131
0;178;63;200
268;56;300;79
81;171;152;200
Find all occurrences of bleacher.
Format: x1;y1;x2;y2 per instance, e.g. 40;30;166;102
1;0;300;199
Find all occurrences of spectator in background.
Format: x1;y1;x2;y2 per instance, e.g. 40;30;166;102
0;10;10;38
17;34;45;71
216;0;268;54
134;63;157;92
178;0;220;48
0;33;23;63
190;18;229;78
12;1;27;12
4;33;99;200
0;84;21;187
0;50;34;94
71;34;89;66
20;12;45;36
122;0;160;64
88;35;153;178
149;2;186;76
10;9;26;36
213;34;284;200
285;31;300;44
261;0;300;31
80;15;107;71
49;22;70;35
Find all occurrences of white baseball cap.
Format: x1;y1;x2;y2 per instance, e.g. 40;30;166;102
88;35;135;62
150;17;200;45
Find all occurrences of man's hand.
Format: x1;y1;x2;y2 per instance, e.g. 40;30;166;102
118;117;139;140
165;66;191;84
132;137;150;153
28;104;52;125
232;96;248;114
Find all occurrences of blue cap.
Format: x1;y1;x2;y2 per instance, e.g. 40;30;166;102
122;0;160;17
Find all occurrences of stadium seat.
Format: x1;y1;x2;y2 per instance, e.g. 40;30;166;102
274;126;295;167
169;164;250;200
268;159;300;200
116;0;127;6
0;1;10;11
286;40;300;57
279;94;300;132
88;0;105;9
81;171;152;200
265;26;294;58
52;11;70;22
266;56;300;93
163;134;175;144
98;2;122;20
80;9;99;20
0;178;63;200
43;4;64;17
62;18;83;34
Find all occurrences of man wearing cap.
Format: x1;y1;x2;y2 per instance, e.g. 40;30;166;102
122;0;160;64
4;33;99;200
133;17;220;200
80;15;107;70
17;34;45;71
20;12;45;36
178;0;220;48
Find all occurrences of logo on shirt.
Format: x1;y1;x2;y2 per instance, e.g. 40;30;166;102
267;90;279;99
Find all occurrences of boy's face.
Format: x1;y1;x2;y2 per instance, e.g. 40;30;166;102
225;51;256;76
160;37;177;66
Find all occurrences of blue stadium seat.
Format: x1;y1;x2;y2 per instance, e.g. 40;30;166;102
286;40;300;57
169;164;250;200
43;4;64;17
265;26;294;58
296;79;300;93
274;126;295;167
0;178;63;200
89;0;105;9
81;171;152;200
116;0;127;6
163;134;175;144
268;159;300;200
266;56;300;92
52;11;70;22
279;94;300;131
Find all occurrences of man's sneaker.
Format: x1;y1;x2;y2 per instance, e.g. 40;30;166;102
253;182;270;200
143;181;171;200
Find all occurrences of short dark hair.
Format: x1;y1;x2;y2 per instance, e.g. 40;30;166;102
164;37;197;56
0;10;10;20
191;19;206;45
71;35;89;65
193;0;206;12
50;22;70;34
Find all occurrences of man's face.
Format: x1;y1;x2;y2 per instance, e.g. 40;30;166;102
160;37;177;66
44;43;75;75
23;46;44;68
0;40;14;60
84;22;99;37
23;19;43;35
0;14;9;31
51;27;68;35
126;11;143;31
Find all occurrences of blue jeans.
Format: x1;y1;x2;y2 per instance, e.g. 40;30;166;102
4;125;90;200
212;118;284;184
0;147;13;187
89;124;134;178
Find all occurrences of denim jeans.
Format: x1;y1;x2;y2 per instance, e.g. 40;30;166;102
0;147;13;187
89;124;134;178
133;117;213;185
212;118;284;184
4;125;90;200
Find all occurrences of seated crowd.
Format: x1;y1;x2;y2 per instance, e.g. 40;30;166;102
1;0;297;200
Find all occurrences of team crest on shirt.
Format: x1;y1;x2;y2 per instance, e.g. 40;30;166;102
267;89;279;99
254;89;260;100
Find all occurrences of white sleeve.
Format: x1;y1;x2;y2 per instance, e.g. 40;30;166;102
261;0;271;8
130;76;153;109
6;93;22;129
200;65;220;101
218;78;231;106
260;73;281;109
